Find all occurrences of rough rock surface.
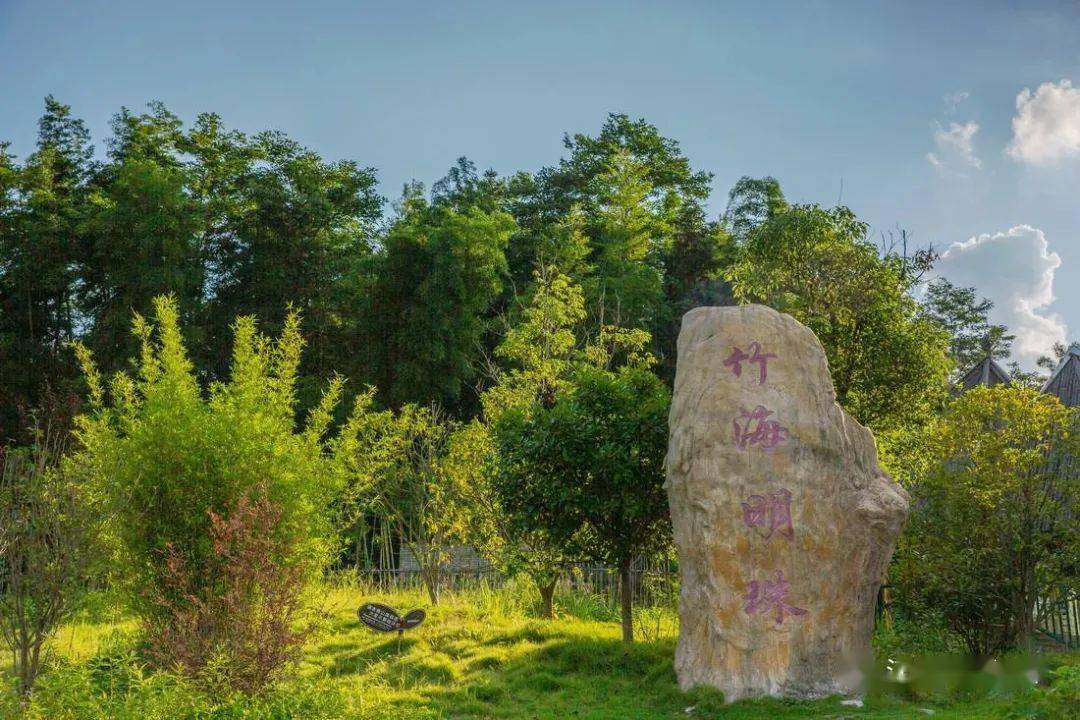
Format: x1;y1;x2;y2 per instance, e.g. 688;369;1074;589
665;305;909;701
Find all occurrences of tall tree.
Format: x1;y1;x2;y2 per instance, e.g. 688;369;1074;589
585;150;666;329
509;114;722;372
493;358;670;642
366;183;514;412
207;130;383;395
723;175;787;240
921;277;1013;371
81;156;204;372
0;97;93;441
469;267;588;616
488;269;668;638
727;204;952;430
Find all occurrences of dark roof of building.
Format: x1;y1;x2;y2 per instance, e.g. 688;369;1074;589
957;354;1011;392
1042;343;1080;407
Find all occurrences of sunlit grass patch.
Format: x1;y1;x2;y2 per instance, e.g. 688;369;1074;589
2;582;1077;719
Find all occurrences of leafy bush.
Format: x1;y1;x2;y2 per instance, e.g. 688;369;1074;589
872;608;965;657
0;425;97;697
72;296;345;689
493;360;671;642
893;386;1080;655
340;400;466;605
144;487;309;693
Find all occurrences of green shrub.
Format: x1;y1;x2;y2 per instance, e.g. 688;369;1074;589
1011;664;1080;720
1;425;98;697
25;653;350;720
873;608;966;657
893;386;1080;655
72;296;346;688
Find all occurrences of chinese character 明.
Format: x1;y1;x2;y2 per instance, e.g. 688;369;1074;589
744;570;807;626
723;341;777;385
732;405;789;450
741;488;794;541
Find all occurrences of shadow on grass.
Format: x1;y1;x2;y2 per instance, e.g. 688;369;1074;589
321;617;1046;720
322;636;423;677
347;626;859;719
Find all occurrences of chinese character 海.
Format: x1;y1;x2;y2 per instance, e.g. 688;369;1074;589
732;405;789;450
741;489;794;541
723;342;777;385
744;570;807;626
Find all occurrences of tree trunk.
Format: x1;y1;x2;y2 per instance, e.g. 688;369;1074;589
421;564;440;605
619;558;634;643
1016;586;1037;653
18;642;30;697
538;580;556;619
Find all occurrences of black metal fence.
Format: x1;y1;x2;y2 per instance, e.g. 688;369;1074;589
1037;592;1080;650
353;555;679;608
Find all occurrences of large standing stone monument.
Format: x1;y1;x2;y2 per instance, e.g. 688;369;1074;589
665;305;909;701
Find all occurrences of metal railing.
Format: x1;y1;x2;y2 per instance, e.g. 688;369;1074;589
351;555;679;608
1037;592;1080;650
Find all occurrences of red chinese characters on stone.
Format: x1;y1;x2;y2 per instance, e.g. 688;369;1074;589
732;405;789;450
723;342;777;385
741;489;794;542
743;570;808;626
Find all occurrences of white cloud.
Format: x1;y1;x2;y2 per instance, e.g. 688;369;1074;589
928;120;981;169
1006;79;1080;164
936;225;1066;367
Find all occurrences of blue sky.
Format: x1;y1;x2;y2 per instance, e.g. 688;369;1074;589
2;0;1079;366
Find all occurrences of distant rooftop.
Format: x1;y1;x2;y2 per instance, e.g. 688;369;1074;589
957;354;1011;392
1042;342;1080;408
958;342;1080;408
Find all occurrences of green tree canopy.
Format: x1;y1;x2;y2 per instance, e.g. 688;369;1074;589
726;204;952;430
894;385;1080;655
73;297;345;613
921;277;1014;371
365;185;515;412
491;318;670;642
0;97;93;441
507;114;725;376
723;175;787;240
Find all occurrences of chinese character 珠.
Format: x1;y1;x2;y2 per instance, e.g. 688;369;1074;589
744;570;808;626
723;341;777;385
741;488;794;541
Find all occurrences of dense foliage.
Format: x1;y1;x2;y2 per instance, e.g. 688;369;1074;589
493;357;671;643
726;204;952;430
339;401;472;605
4;97;1079;703
364;191;515;411
71;297;345;687
2;97;1042;442
894;386;1080;656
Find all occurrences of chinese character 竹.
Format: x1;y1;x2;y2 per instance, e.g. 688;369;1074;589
723;341;777;385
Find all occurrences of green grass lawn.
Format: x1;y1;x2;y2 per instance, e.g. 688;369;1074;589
2;581;1076;719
